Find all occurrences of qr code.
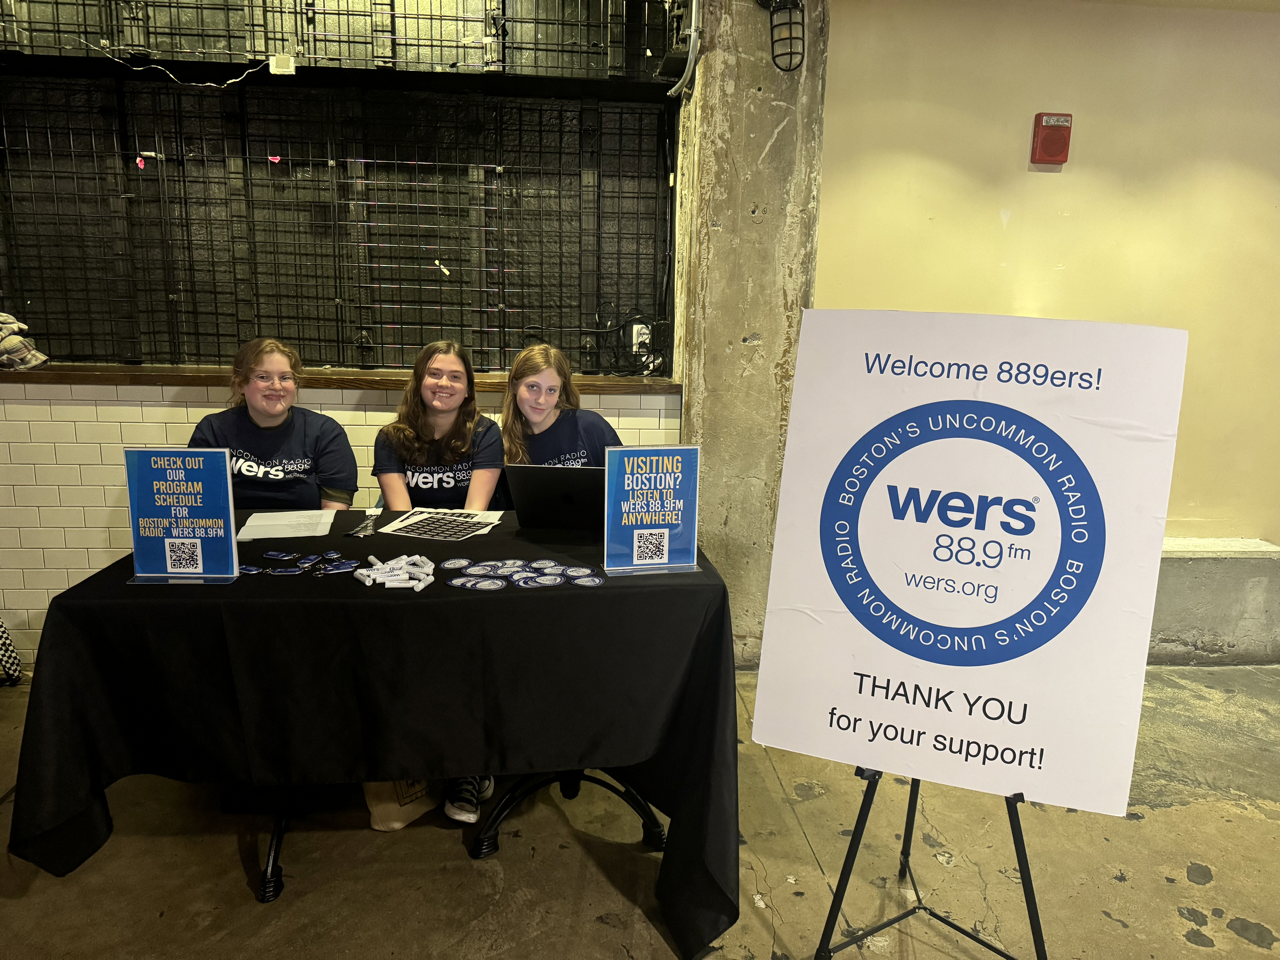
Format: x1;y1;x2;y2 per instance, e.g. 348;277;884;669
165;538;203;574
633;528;669;565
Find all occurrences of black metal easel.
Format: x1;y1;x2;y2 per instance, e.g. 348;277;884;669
815;768;1049;960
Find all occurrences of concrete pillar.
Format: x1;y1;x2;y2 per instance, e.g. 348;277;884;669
676;0;829;665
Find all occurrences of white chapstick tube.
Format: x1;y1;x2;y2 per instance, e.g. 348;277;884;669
367;556;381;566
407;569;431;580
384;580;416;589
389;555;409;565
413;576;433;592
354;570;373;585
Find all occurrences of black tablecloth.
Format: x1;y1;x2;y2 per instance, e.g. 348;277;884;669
9;511;739;958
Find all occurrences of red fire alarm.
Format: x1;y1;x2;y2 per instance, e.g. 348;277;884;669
1031;113;1072;164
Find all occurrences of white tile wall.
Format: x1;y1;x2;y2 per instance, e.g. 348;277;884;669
0;383;681;664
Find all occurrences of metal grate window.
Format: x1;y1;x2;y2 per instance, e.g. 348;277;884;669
0;76;674;373
1;1;673;81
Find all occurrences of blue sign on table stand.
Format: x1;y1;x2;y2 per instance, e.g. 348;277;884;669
604;445;700;576
124;447;238;583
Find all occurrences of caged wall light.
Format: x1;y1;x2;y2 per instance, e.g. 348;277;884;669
759;0;805;72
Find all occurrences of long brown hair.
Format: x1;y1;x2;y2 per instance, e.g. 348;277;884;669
381;341;480;466
227;337;304;407
501;344;580;465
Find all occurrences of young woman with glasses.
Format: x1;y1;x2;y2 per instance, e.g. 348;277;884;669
189;337;357;510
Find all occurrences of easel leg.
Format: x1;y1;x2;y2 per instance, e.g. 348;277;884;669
814;768;882;960
897;778;921;881
1006;794;1049;960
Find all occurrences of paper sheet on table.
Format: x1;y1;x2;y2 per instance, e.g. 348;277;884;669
377;508;502;541
236;509;337;541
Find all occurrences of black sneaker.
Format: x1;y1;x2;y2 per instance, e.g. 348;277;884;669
444;775;494;823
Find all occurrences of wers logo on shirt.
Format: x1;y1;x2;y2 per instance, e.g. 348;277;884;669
404;461;473;490
542;448;591;467
230;450;315;481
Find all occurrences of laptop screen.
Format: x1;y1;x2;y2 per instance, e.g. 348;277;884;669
505;464;606;534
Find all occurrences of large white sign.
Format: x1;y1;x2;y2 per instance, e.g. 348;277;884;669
753;310;1187;816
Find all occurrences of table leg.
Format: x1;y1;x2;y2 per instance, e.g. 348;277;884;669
470;773;562;859
582;772;666;850
470;770;668;858
256;813;287;903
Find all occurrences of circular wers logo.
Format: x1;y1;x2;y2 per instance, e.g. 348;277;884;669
820;401;1105;666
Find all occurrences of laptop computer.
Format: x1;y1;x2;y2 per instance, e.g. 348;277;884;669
505;464;605;536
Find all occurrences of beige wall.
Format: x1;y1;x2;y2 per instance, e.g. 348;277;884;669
815;0;1280;541
0;383;680;662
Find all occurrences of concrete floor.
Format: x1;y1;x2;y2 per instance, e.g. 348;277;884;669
0;666;1277;959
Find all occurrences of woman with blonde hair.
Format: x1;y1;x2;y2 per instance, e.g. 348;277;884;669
189;337;357;510
501;344;620;467
373;341;502;512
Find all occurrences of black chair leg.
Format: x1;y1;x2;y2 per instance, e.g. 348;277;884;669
256;813;287;903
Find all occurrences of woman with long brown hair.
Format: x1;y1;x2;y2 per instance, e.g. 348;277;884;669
501;344;620;467
373;341;502;511
369;342;503;828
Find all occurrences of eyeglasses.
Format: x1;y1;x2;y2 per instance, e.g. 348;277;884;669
251;373;296;386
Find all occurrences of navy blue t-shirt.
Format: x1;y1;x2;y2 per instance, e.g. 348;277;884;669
372;415;504;509
524;408;621;468
188;405;358;511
